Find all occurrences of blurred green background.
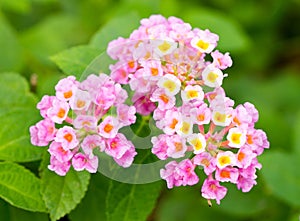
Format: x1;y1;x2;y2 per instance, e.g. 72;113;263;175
0;0;300;220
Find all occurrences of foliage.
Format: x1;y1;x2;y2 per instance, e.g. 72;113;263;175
0;0;300;220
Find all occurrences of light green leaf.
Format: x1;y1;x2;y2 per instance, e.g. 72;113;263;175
106;180;162;221
0;198;48;221
0;0;31;13
260;151;300;207
90;12;140;50
20;14;84;66
69;173;109;221
51;45;102;79
0;73;44;162
0;16;22;72
0;162;46;212
40;152;91;221
182;7;250;52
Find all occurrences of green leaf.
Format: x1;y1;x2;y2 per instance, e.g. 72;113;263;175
51;45;102;79
293;111;300;155
182;7;250;52
156;186;234;221
0;198;48;221
0;162;46;212
20;14;85;67
69;173;109;221
40;152;91;221
0;0;31;13
0;16;22;72
260;151;300;207
90;12;140;50
106;180;162;221
0;73;44;162
219;183;267;216
130;114;151;138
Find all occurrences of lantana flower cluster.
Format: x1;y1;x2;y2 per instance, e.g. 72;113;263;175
30;74;137;175
106;15;269;204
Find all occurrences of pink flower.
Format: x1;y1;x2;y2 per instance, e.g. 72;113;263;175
216;151;236;169
193;152;216;175
106;133;137;167
69;89;91;111
55;76;78;101
166;134;187;158
105;133;131;159
113;147;137;168
30;119;56;146
236;145;257;168
150;88;176;110
157;109;180;134
72;153;99;173
151;134;169;160
132;93;156;116
201;177;227;205
47;98;69;124
246;129;269;155
98;116;119;138
55;126;79;150
211;50;233;70
48;141;74;162
141;59;163;80
37;95;55;118
48;155;71;176
73;115;97;130
117;104;136;126
94;86;116;110
110;63;130;84
215;167;239;183
160;159;199;188
81;135;105;157
191;29;219;53
181;85;204;103
190;103;211;125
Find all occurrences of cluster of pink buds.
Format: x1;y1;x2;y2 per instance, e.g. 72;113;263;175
30;74;137;175
107;15;269;204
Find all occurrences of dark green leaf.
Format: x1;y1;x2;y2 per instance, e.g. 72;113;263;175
130;114;151;138
40;152;91;221
0;162;46;212
69;173;109;221
260;152;300;207
0;198;48;221
0;73;44;162
106;180;162;221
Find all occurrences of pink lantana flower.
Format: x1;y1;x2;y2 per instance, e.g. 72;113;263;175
48;141;74;162
150;88;176;110
117;104;137;126
201;177;227;205
98;116;120;138
81;134;105;157
37;95;55;118
47;98;70;124
48;155;71;176
211;50;233;70
29;119;56;146
55;76;78;101
72;153;99;173
54;126;79;150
